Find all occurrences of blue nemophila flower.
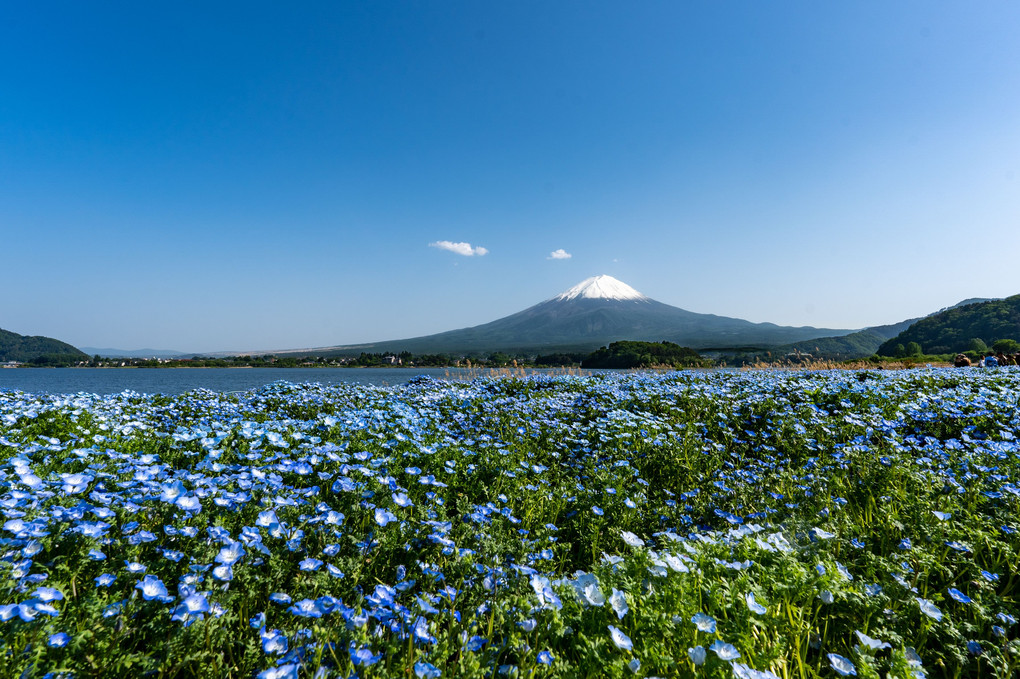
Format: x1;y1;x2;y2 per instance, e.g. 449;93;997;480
393;492;413;508
269;592;292;605
34;587;64;602
967;641;982;655
899;538;912;550
620;531;644;548
812;527;835;540
94;573;116;588
537;651;555;666
592;506;604;516
375;507;398;526
732;663;781;679
609;588;628;619
688;646;706;665
465;635;487;652
980;570;1000;583
746;592;767;615
692;612;716;633
212;565;233;582
932;511;951;520
136;575;172;603
608;625;633;651
864;583;882;597
819;590;834;604
854;630;891;650
349;646;381;666
815;564;826;576
997;612;1016;626
215;541;245;566
287;599;323;618
48;632;70;648
945;540;971;553
917;598;943;621
947;588;971;604
709;640;740;661
827;654;856;676
260;627;288;655
257;663;299;679
414;661;441;678
124;561;146;574
298;558;322;572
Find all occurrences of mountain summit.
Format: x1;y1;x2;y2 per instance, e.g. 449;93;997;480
269;275;853;357
553;275;649;302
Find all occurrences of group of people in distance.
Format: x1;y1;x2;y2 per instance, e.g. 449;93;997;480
954;352;1019;367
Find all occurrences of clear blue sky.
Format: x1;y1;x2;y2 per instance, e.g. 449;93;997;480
2;2;1018;352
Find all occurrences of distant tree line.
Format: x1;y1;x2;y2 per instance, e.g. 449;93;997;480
581;341;705;369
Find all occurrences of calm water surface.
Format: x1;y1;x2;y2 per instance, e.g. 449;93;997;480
0;367;596;395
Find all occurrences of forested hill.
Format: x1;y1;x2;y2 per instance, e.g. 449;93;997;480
877;295;1020;355
0;328;88;362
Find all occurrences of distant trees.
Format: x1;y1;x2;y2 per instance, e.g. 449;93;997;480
905;342;923;357
876;295;1020;356
992;339;1020;353
581;341;703;369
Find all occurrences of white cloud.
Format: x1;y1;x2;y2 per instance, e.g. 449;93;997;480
429;241;489;257
548;248;572;260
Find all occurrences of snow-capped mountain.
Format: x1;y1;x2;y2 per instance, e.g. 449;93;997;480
553;275;649;302
269;275;853;357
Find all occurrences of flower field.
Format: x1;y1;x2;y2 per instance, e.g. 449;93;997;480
1;369;1018;678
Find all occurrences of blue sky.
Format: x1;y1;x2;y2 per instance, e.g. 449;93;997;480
2;2;1018;352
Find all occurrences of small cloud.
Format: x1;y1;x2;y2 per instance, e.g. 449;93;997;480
429;241;488;257
548;248;572;260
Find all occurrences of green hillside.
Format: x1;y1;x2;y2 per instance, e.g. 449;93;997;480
877;295;1020;355
0;328;88;363
779;329;887;359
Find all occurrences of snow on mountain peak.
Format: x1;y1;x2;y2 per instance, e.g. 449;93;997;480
553;275;649;302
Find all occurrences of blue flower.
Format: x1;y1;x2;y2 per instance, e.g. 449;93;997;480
709;640;740;661
947;588;971;604
414;661;441;678
47;632;70;648
827;653;856;676
465;636;487;652
691;612;716;633
688;646;706;665
537;651;555;665
608;625;633;651
136;575;172;603
94;573;116;588
349;646;382;666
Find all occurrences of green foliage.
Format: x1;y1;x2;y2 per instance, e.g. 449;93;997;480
0;328;87;363
878;295;1020;355
905;341;923;357
992;339;1020;353
581;341;704;368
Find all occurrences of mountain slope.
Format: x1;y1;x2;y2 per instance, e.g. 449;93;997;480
877;295;1020;355
280;275;853;357
1;328;87;362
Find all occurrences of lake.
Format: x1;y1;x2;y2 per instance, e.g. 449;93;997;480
0;366;594;395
